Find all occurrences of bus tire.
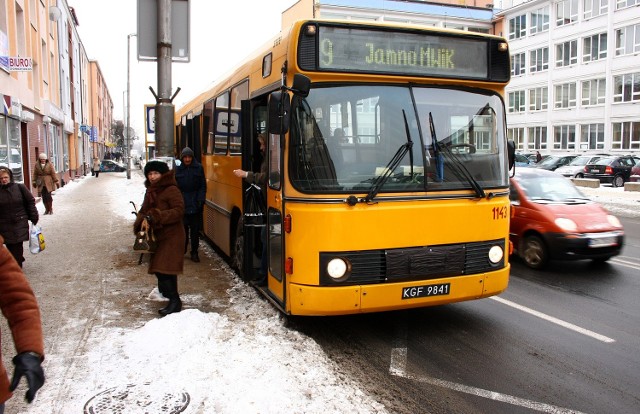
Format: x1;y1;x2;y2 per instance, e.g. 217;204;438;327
231;218;247;281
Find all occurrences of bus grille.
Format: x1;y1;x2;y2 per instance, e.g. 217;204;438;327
319;239;505;286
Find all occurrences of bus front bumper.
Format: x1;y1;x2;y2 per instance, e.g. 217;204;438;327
287;265;510;316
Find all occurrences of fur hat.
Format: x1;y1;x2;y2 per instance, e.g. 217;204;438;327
39;153;48;160
180;147;194;159
144;160;169;176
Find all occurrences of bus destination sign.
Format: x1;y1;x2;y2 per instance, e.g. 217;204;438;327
317;26;488;79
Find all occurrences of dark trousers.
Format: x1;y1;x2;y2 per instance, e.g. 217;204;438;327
92;170;100;177
183;213;201;254
5;242;24;268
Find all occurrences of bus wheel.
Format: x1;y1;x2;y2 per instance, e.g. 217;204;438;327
231;219;246;280
520;235;548;269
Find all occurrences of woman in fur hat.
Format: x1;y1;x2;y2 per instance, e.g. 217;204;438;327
134;160;186;315
31;153;58;215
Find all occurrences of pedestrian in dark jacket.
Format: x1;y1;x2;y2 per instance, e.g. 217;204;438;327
0;166;39;267
175;147;206;262
0;235;45;408
31;153;58;215
134;161;186;315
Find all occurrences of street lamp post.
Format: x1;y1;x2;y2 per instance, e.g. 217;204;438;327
126;33;137;180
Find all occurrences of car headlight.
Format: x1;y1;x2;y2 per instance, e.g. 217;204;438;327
607;215;621;228
327;258;348;279
488;245;504;264
555;217;578;232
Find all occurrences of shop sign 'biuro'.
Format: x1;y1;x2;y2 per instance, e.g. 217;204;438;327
0;56;33;71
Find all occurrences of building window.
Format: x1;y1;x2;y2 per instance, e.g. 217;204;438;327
508;90;526;113
615;24;640;56
553;125;577;150
529;47;549;72
507;127;525;150
511;52;526;76
529;87;548;111
509;14;527;40
581;78;606;106
556;40;578;67
530;7;550;34
616;0;640;10
556;0;578;27
612;121;640;150
583;32;607;62
528;126;548;150
580;124;605;150
554;83;577;108
613;72;640;103
584;0;608;18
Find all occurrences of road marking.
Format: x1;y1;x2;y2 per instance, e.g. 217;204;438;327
490;296;615;343
389;322;586;413
610;257;640;270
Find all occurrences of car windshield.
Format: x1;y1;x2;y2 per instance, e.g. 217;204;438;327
537;156;560;167
517;174;587;202
568;156;594;166
593;157;615;166
289;85;508;194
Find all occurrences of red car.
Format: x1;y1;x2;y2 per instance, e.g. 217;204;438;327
509;168;624;269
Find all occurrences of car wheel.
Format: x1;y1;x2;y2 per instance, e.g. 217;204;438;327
612;175;624;188
575;173;584;178
520;235;548;269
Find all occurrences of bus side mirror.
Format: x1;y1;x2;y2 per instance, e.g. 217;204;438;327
291;74;310;98
507;139;516;170
268;91;290;135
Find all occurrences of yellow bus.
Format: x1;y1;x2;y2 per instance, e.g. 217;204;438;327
175;20;515;316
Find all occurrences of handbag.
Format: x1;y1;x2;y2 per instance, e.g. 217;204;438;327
243;184;266;227
29;224;45;254
133;229;157;253
35;177;43;187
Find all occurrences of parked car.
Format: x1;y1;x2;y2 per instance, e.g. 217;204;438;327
554;154;607;178
100;159;126;172
535;154;578;171
514;153;531;167
509;168;624;269
525;153;549;164
631;164;640;182
0;148;24;182
582;155;640;187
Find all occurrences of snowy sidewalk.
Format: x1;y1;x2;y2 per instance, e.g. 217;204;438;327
1;171;386;414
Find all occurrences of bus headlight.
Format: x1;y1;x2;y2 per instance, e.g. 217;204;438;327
488;245;504;264
327;258;348;279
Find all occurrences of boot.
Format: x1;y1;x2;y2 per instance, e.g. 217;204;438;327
190;251;200;263
156;274;171;300
158;275;182;316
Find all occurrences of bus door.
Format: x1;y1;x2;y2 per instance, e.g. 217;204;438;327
239;100;263;283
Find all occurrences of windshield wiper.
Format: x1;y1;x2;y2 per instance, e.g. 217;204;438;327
428;112;486;198
364;110;414;203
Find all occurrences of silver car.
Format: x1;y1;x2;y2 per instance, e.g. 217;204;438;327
554;155;607;178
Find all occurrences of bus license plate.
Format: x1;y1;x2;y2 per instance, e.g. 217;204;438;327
402;283;450;300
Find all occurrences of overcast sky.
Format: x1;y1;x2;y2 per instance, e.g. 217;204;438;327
70;0;296;144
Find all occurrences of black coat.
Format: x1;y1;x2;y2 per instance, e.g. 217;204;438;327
0;181;39;244
175;159;206;215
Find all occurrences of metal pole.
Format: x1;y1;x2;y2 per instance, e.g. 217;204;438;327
126;33;137;179
156;0;173;158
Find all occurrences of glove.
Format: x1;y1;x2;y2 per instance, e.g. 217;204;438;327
9;352;45;403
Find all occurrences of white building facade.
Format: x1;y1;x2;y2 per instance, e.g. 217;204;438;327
498;0;640;155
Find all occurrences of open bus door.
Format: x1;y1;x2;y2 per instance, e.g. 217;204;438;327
238;100;263;283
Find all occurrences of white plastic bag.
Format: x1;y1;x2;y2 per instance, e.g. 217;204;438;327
29;224;45;254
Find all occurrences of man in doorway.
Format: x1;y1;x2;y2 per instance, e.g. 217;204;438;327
175;147;206;262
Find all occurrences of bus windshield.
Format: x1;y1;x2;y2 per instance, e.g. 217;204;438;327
289;85;508;194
